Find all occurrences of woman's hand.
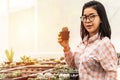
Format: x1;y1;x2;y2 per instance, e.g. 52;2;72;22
58;32;70;51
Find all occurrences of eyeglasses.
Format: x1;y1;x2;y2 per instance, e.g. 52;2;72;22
80;14;98;23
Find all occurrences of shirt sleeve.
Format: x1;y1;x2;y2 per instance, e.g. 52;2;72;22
98;37;118;80
64;50;76;68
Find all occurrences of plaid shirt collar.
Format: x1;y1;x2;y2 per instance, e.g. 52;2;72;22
83;33;100;45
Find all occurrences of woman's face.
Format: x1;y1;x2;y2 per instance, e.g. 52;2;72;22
82;7;101;37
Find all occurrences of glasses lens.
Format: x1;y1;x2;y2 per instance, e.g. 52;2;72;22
80;14;97;22
80;16;86;22
89;15;96;22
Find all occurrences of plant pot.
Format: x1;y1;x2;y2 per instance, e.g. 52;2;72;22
69;72;79;80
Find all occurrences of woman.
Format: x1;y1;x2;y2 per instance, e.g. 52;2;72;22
58;1;118;80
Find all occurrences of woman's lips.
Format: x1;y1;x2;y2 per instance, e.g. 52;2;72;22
86;25;92;29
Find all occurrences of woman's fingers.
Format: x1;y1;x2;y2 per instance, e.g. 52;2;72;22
58;36;62;43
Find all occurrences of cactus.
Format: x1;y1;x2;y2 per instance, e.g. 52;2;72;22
5;48;14;63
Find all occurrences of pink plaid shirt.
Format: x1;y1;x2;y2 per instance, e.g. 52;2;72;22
64;33;118;80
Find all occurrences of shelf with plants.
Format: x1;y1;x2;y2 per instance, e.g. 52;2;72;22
27;65;79;80
0;64;55;80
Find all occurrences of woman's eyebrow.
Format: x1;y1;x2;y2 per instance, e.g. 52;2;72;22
83;13;95;16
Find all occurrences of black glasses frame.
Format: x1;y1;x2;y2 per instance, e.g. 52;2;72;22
80;14;98;23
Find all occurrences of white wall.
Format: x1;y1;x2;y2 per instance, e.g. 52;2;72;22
0;0;9;62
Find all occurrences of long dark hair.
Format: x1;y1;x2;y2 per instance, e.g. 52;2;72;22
80;1;111;40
